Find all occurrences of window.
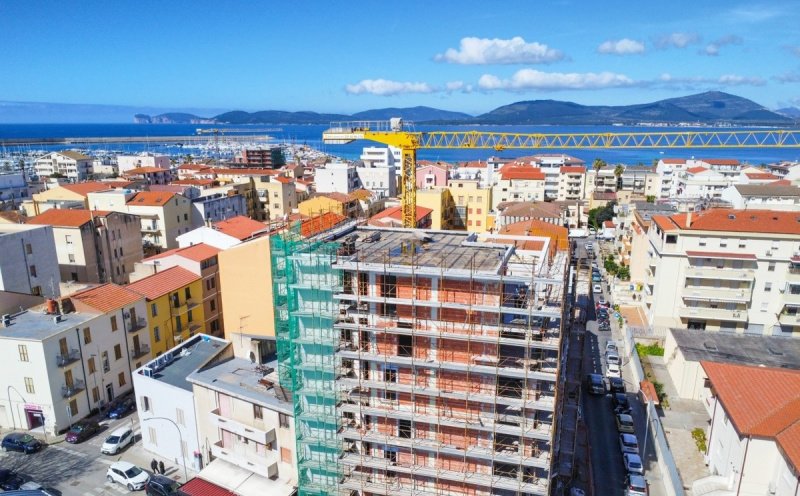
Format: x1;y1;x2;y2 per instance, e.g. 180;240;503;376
118;372;126;387
68;254;75;263
210;299;216;312
666;234;677;244
148;426;158;446
154;326;160;342
151;303;158;317
114;344;122;360
253;405;263;420
18;345;28;362
187;310;193;323
119;247;123;256
768;262;776;272
477;208;482;215
65;235;73;245
110;316;118;332
176;215;180;223
68;399;78;417
699;238;707;247
88;357;96;374
92;387;100;403
739;241;746;249
765;282;772;292
175;316;182;332
720;240;727;248
176;408;185;426
29;265;37;277
31;286;41;296
184;213;188;221
279;413;290;429
185;287;192;299
24;377;34;394
476;220;482;226
281;447;292;464
142;396;151;412
25;243;32;255
102;351;110;373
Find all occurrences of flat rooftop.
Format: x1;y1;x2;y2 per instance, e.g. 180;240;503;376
188;357;292;415
671;328;800;369
0;308;99;341
141;334;227;391
339;228;507;274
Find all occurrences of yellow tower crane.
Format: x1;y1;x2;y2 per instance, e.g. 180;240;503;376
323;119;800;228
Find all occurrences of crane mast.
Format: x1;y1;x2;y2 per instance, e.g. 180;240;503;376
323;119;800;228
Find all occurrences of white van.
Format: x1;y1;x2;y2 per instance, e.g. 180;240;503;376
101;426;134;455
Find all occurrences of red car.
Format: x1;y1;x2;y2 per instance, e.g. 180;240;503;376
65;420;100;444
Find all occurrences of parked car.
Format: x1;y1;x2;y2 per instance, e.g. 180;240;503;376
586;243;593;251
609;377;626;393
616;413;635;434
597;298;610;308
606;341;618;354
606;351;621;366
623;453;645;475
101;427;134;455
592;275;602;283
65;420;100;444
613;393;632;414
1;473;28;491
145;475;182;496
625;474;648;495
107;397;136;419
606;363;621;378
107;461;149;491
599;322;612;332
586;373;605;395
593;284;602;293
0;470;14;487
1;433;43;454
619;433;639;454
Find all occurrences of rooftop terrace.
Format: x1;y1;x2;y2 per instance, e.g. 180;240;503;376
139;334;228;391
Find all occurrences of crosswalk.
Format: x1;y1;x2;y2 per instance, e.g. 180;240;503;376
83;481;130;496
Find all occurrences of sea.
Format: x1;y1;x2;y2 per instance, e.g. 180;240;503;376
1;123;799;165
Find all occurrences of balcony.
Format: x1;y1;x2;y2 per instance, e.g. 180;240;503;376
210;441;278;479
783;291;800;305
130;344;150;360
684;267;754;281
126;317;147;333
189;323;203;334
56;349;80;368
141;224;160;233
787;268;800;283
678;306;748;322
779;312;800;326
209;409;275;445
61;379;86;398
681;287;751;303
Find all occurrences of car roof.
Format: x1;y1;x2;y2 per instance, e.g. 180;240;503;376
621;433;637;441
618;413;633;421
625;453;642;461
109;426;131;436
615;392;628;399
111;461;135;470
149;475;177;485
629;474;646;484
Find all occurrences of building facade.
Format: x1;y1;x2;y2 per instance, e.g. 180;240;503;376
34;151;93;181
0;224;60;297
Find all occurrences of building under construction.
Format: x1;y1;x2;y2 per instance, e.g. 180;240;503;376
271;225;568;496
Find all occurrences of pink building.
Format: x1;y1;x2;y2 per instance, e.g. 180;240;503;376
416;163;449;189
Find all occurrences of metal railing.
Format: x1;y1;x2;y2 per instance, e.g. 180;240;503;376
56;349;80;367
61;379;86;398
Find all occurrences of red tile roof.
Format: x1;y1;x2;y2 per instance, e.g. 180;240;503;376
745;172;778;180
686;166;709;174
603;220;614;228
300;212;347;238
700;158;740;166
123;166;170;175
27;209;110;228
212;216;267;240
272;176;293;184
651;214;679;232
178;163;212;171
178;477;236;496
460;160;487;168
560;166;586;174
673;209;800;235
127;191;176;207
499;165;546;181
70;283;143;313
126;266;199;300
145;243;221;263
319;192;356;203
171;179;215;187
661;158;687;164
60;181;116;197
212;168;280;176
702;361;800;470
369;206;432;224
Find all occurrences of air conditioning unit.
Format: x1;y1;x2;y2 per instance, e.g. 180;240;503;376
142;367;154;378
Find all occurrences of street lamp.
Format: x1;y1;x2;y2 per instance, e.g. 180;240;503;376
141;416;189;481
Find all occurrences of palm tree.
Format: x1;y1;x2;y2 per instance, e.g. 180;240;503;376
592;158;607;172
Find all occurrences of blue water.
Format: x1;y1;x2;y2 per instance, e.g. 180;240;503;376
1;123;799;165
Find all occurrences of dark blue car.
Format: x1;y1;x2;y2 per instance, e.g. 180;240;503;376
1;433;43;454
106;397;136;419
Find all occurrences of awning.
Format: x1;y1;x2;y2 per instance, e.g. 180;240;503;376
686;251;756;260
197;459;295;496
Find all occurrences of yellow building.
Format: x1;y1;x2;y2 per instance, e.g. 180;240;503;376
298;193;360;218
448;179;493;233
417;188;454;230
127;266;204;356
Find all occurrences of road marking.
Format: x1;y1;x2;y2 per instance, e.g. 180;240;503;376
49;444;89;458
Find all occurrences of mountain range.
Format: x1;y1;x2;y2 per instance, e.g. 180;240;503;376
133;92;795;126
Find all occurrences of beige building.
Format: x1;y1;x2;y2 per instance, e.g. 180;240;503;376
491;165;546;208
261;177;297;220
25;181;133;216
416;188;454;230
556;166;587;201
28;209;143;284
645;208;800;336
448;179;493;232
34;151;93;181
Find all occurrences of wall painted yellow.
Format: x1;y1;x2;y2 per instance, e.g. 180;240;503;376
144;278;205;356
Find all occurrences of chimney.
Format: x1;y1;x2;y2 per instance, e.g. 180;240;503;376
686;210;692;228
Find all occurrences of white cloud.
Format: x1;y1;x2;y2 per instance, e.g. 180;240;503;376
477;69;636;91
655;32;701;49
657;73;765;87
774;71;800;83
724;5;785;23
597;38;645;55
345;79;434;96
445;81;473;93
702;35;743;56
434;37;564;65
717;74;765;86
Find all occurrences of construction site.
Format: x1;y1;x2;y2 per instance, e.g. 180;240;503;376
271;224;569;496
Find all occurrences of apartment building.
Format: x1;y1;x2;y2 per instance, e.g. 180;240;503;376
556;166;586;201
0;285;143;435
34;151;93;181
448;179;493;232
356;162;396;199
0;224;60;297
315;161;361;194
696;361;800;496
299;193;362;219
492;165;546;208
0;172;29;204
177;216;267;250
116;153;170;174
235;147;285;168
416;163;449;189
28;209;143;284
131;243;223;337
655;158;743;199
270;227;567;495
416;188;455;230
127;266;204;356
360;146;400;169
26;181;128;216
644;209;800;336
720;184;800;210
190;192;247;226
260;176;297;220
619;166;659;198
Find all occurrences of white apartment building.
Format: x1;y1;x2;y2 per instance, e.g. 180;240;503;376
314;161;360;194
0;172;29;204
644;208;800;336
695;361;800;496
720;184;800;211
0;285;145;435
675;167;730;198
117;154;170;174
34;151;94;181
355;162;396;198
359;146;400;168
491;165;546;208
0;224;60;298
655;158;743;199
557;166;586;201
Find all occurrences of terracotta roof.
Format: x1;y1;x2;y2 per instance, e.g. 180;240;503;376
272;176;293;184
651;215;679;232
103;180;135;189
27;209;111;228
745;172;778;180
60;181;116;197
460;160;487;168
178;476;236;496
560;166;586;174
300;212;347;238
70;283;143;313
702;361;800;470
123;166;170;175
57;151;92;161
686;166;709;174
212;216;266;240
734;184;800;197
349;189;374;201
171;179;215;187
700;158;740;166
369;205;432;224
178;164;212;171
126;266;199;300
145;243;221;263
320;192;356;203
661;158;687;164
0;211;27;224
686;251;756;260
603;220;614;228
672;209;800;235
500;219;566;243
127;191;176;207
498;201;563;219
499;165;546;181
773;179;793;186
212;168;280;176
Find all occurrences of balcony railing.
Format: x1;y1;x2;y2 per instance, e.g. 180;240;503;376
210;441;278;479
678;306;747;322
126;317;147;333
681;287;751;303
61;379;86;398
685;267;754;280
130;344;150;360
779;313;800;326
56;349;80;368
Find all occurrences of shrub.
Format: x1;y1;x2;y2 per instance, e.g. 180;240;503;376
635;343;665;357
691;428;707;453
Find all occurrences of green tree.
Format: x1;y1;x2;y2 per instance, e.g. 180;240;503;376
592;158;607;172
617;265;630;280
587;202;616;230
614;164;624;178
646;195;656;203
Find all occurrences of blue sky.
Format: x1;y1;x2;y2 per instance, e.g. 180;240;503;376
1;0;799;115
